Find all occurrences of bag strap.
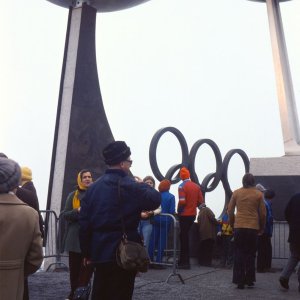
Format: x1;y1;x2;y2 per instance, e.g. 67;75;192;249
118;179;127;240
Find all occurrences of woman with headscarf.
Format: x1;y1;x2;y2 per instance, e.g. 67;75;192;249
0;158;43;300
62;169;93;300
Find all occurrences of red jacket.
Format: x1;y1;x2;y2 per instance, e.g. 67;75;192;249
177;179;203;216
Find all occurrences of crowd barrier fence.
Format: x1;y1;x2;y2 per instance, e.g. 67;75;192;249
147;213;184;283
40;210;68;271
40;211;289;276
272;221;289;259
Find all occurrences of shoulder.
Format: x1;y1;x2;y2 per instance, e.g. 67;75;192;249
66;191;76;201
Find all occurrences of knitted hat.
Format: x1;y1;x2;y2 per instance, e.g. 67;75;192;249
21;166;32;182
103;141;131;165
0;158;21;193
179;167;190;180
158;179;171;192
0;153;8;158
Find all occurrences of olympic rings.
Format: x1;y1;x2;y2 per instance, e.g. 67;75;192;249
149;127;250;208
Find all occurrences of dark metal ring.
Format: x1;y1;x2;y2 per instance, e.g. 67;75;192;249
149;127;250;216
149;127;189;183
188;138;223;192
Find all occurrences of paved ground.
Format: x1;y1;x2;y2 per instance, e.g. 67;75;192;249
28;260;300;300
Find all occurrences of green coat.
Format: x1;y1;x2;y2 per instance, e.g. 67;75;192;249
62;190;86;253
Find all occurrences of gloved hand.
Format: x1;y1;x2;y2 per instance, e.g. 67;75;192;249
217;231;222;237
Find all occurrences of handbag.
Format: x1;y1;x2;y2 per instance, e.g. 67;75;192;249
115;179;150;273
72;284;91;300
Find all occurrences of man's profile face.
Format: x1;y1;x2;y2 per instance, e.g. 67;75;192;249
120;157;132;173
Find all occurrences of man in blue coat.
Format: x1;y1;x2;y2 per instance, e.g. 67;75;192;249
79;141;161;300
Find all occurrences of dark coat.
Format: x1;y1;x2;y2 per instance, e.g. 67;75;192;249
16;181;44;238
285;193;300;245
62;190;86;253
79;169;161;263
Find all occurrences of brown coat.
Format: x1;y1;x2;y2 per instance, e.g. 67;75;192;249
197;206;219;241
0;193;43;300
228;187;266;231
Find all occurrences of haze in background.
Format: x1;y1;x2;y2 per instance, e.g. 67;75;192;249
1;0;299;216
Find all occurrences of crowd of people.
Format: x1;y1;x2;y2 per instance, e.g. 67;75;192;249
1;144;300;299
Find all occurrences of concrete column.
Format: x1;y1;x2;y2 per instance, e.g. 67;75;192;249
265;0;300;155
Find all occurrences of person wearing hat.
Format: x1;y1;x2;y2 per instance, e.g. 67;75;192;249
148;179;175;266
79;141;161;300
15;166;44;300
177;167;204;269
16;167;44;238
0;158;43;300
197;203;219;266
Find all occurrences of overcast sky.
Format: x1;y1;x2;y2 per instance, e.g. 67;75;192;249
1;0;299;216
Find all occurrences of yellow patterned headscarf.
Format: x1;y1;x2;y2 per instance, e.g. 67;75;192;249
72;171;89;209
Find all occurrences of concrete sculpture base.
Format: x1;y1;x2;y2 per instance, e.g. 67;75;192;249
250;156;300;220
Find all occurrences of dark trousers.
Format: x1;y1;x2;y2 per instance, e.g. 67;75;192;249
233;228;257;285
23;278;29;300
178;215;195;265
198;239;214;266
92;262;136;300
69;251;94;297
220;235;234;266
257;233;272;271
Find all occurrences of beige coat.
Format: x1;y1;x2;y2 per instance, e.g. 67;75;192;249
228;187;266;231
0;193;43;300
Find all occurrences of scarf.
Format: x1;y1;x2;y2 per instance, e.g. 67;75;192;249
72;171;88;209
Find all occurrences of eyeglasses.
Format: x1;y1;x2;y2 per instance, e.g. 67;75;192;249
125;159;133;165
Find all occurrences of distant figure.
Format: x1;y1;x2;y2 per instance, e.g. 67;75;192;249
228;173;266;289
79;141;161;299
217;207;234;268
0;158;43;300
197;203;219;266
177;167;203;269
16;167;44;237
139;175;161;252
279;193;300;293
256;184;275;273
149;179;175;265
62;169;94;300
15;166;44;300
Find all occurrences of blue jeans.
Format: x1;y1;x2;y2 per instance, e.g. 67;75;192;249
139;220;153;251
280;243;300;284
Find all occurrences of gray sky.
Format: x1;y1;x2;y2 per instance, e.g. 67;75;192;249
1;0;299;216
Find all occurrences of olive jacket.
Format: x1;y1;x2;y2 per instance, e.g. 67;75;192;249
62;190;86;253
